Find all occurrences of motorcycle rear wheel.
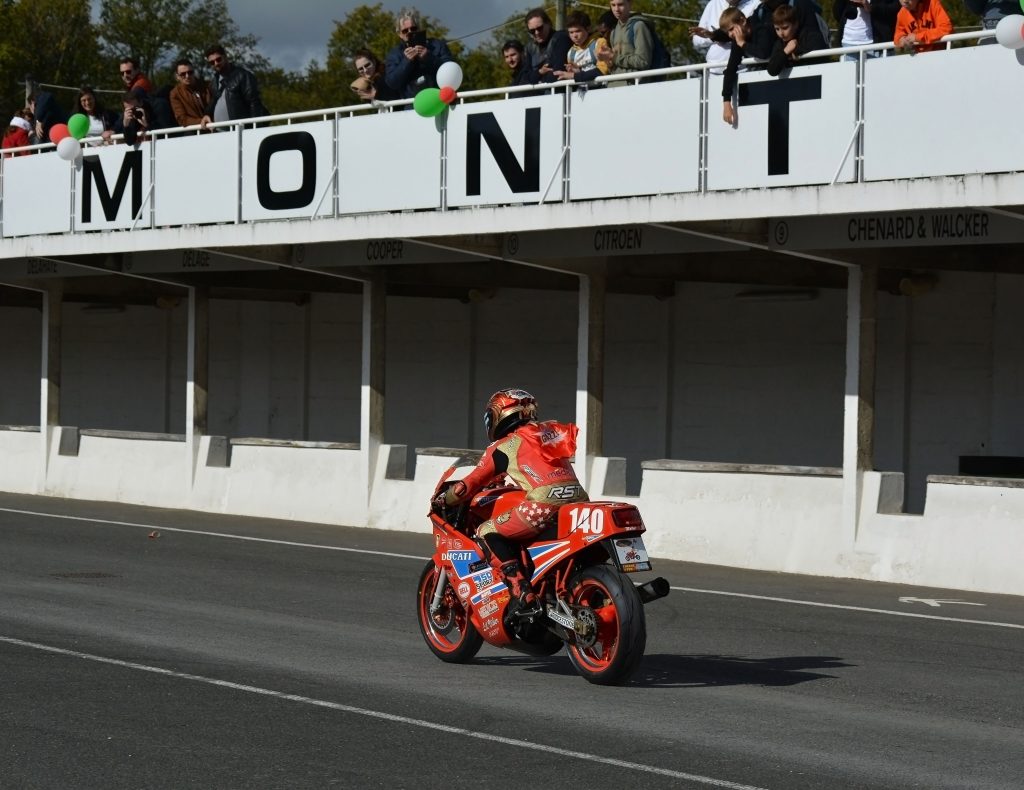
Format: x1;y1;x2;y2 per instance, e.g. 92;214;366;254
416;560;483;663
565;564;647;685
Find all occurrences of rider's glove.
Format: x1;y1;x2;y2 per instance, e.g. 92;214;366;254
431;492;448;513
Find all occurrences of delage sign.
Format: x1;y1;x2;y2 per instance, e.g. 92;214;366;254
0;64;863;239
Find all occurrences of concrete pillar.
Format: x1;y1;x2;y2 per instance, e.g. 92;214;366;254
575;272;606;493
186;287;209;489
842;264;877;546
40;285;62;488
360;278;386;506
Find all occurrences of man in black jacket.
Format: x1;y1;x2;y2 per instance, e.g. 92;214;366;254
523;7;572;84
200;43;269;128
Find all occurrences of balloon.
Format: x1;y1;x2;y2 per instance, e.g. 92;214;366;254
49;123;70;144
995;14;1024;48
439;86;457;105
67;113;90;140
413;88;446;118
436;61;463;91
56;136;82;161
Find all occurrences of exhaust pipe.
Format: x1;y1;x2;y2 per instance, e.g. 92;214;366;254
636;577;670;604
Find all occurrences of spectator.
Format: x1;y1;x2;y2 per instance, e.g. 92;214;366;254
606;0;654;77
118;91;155;146
767;3;828;74
554;11;612;83
893;0;953;52
718;8;764;125
351;48;401;102
21;108;39;146
596;10;618;42
502;40;534;88
201;44;269;128
169;58;212;128
833;0;901;57
965;0;1018;43
119;57;155;95
74;86;118;145
691;0;761;74
27;91;67;144
2;113;32;156
383;8;454;99
523;8;572;83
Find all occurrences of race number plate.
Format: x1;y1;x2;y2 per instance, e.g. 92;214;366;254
611;536;652;573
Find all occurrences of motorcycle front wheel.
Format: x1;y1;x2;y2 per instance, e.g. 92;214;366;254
565;564;647;685
416;560;483;663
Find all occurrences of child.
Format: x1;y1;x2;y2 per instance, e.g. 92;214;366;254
893;0;953;52
767;3;828;75
719;7;758;125
2;113;31;156
553;10;612;82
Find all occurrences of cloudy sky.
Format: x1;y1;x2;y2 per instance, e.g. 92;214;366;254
227;1;524;72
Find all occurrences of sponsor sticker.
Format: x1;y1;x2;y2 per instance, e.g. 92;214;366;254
475;570;493;587
444;550;476;562
479;600;498;617
483;617;499;630
457;582;470;599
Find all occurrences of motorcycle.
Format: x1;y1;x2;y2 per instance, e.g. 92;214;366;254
416;457;670;685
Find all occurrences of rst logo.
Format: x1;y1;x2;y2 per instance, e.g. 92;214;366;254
444;550;476;562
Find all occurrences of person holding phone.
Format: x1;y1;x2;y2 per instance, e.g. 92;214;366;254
383;8;454;100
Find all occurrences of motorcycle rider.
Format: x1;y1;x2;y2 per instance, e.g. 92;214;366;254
432;388;589;616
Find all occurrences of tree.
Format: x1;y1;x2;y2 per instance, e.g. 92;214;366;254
0;0;102;114
98;0;267;87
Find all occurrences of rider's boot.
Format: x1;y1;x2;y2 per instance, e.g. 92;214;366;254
499;560;541;618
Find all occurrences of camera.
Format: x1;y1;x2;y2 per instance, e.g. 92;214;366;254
131;108;144;120
407;30;427;48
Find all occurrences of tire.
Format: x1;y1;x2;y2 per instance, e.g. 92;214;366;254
565;564;647;685
416;560;483;663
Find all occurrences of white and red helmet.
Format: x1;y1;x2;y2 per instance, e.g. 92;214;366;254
483;388;537;442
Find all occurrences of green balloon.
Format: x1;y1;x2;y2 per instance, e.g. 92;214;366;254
413;88;445;118
67;113;91;140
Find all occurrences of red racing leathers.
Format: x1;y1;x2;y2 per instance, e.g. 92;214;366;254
441;420;589;542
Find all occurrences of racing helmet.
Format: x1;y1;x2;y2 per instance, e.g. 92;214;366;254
483;388;537;442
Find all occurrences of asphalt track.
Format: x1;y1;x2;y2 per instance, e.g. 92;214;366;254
1;491;1022;789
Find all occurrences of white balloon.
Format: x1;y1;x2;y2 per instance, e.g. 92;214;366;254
995;14;1024;49
56;136;82;161
436;61;463;91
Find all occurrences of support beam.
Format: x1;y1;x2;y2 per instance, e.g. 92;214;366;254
842;264;877;546
575;272;606;493
360;278;386;510
185;286;209;489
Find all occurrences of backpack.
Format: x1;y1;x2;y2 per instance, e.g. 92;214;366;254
625;15;672;82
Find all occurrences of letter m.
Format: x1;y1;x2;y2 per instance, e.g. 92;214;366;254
466;108;541;196
81;150;144;223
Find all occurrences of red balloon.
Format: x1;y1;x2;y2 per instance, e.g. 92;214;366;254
49;123;71;144
439;86;457;105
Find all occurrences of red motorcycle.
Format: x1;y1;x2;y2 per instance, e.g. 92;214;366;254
416;459;669;685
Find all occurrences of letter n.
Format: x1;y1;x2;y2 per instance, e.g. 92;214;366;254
466;108;541;195
81;151;143;223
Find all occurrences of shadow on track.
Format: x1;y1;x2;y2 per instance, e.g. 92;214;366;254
471;653;851;687
632;654;852;688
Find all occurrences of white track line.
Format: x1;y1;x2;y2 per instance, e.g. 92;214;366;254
0;635;767;790
2;505;1022;630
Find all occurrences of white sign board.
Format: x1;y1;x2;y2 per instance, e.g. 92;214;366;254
77;143;153;231
241;121;335;221
338;111;442;214
863;46;1024;181
446;94;564;207
154;133;239;226
569;81;701;200
708;61;858;189
2;152;72;237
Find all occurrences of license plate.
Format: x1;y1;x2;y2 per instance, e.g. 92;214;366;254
611;536;651;573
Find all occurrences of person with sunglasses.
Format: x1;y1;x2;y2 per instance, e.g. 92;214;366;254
169;58;212;129
350;49;400;103
383;8;454;100
200;43;269;130
522;7;571;84
119;57;155;96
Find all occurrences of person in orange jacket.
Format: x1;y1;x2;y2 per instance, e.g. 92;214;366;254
894;0;953;52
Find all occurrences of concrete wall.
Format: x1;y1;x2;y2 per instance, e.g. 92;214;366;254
0;306;41;426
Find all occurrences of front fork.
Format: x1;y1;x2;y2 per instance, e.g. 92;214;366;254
428;566;448;615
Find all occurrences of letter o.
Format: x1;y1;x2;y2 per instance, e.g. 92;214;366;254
256;131;317;211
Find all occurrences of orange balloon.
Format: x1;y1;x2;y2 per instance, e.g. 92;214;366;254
439;86;457;105
49;123;71;144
